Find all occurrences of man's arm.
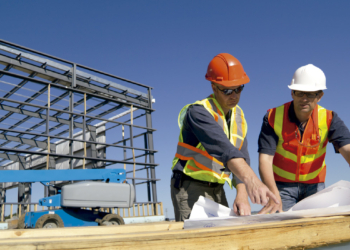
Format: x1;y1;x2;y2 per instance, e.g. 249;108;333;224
233;183;251;216
255;112;282;213
328;111;350;154
257;153;283;214
187;106;277;207
339;144;350;165
231;137;251;215
186;106;255;210
227;158;279;206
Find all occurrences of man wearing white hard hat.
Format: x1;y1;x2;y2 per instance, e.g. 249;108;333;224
257;64;350;213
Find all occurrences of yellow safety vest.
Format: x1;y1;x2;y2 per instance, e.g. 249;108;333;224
172;94;247;188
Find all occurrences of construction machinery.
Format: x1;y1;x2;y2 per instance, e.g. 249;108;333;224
0;169;134;228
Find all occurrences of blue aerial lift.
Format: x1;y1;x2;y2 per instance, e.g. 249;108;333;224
0;169;134;229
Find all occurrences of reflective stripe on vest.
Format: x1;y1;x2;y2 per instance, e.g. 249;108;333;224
175;142;229;179
268;102;332;183
231;105;245;150
173;94;247;188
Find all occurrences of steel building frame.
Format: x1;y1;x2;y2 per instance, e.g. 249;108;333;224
0;39;158;217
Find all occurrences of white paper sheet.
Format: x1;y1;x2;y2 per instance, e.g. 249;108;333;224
184;180;350;229
189;196;235;219
289;180;350;211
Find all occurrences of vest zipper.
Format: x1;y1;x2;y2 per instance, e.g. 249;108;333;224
296;128;302;182
296;142;301;182
297;118;309;182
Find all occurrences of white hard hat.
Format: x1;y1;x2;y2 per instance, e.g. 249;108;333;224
288;64;327;91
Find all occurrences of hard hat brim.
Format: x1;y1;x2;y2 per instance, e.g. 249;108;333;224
288;84;327;91
210;75;250;87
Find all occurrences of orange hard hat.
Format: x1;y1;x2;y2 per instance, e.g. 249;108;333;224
205;53;250;87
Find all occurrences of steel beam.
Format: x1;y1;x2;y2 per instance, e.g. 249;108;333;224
0;147;158;167
0;72;38;129
89;127;98;168
0;153;26;168
144;133;151;202
8;149;32;215
0;71;37;106
8;91;70;137
0;64;12;79
146;88;157;214
0;183;5;220
0;69;154;112
0;44;149;97
0;39;153;89
0;134;56;152
0;127;157;153
18;182;31;215
1;83;48;125
15;94;91;150
69;64;75;171
0;82;48;149
0;54;150;107
0;103;88;130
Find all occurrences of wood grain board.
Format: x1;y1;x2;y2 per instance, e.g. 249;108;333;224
0;216;350;249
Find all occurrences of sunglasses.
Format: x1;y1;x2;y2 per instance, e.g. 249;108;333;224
293;90;321;98
216;85;244;95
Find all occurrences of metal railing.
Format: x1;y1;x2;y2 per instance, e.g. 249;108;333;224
0;202;164;222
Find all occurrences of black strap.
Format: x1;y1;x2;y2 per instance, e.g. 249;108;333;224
173;171;183;189
172;171;221;188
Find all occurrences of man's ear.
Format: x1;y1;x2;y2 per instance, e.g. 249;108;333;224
211;83;216;93
317;91;324;103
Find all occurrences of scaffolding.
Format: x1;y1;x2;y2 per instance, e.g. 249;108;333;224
0;39;158;219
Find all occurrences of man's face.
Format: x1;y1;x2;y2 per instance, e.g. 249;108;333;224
291;90;324;114
211;83;243;112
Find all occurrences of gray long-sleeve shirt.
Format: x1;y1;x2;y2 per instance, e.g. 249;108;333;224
173;104;250;186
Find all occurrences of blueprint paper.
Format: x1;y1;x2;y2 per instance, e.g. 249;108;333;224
184;180;350;229
189;196;235;219
289;180;350;211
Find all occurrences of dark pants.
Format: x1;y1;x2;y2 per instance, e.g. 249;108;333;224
170;178;228;222
276;182;325;211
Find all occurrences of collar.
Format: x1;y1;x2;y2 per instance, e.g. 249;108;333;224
210;93;233;119
226;109;232;121
288;101;313;128
288;101;300;125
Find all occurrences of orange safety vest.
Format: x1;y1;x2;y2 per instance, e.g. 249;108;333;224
268;101;332;183
172;94;247;188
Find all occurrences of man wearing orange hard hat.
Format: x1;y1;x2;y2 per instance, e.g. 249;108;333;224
171;53;279;221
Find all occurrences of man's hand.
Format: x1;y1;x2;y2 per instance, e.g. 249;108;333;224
243;175;279;206
227;157;279;206
233;183;251;216
339;144;350;166
258;192;283;214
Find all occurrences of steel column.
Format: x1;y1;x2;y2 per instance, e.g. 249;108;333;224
146;88;157;214
144;133;151;202
17;159;31;215
129;106;136;202
0;183;5;220
90;127;98;168
69;64;76;172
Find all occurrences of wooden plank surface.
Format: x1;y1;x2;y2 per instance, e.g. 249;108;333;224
0;221;184;239
1;216;350;249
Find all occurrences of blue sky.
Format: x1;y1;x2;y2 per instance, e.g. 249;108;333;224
1;0;350;218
